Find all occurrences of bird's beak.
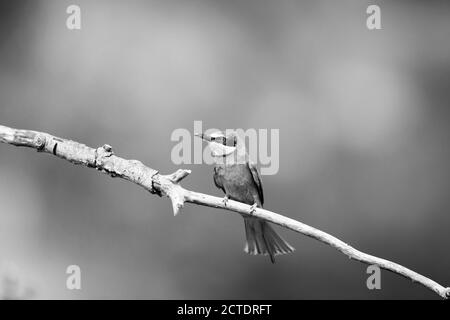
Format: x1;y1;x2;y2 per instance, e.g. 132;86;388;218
194;132;211;142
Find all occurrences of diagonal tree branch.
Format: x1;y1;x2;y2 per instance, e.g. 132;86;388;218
0;124;448;299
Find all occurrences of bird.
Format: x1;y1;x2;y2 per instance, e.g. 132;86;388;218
195;130;294;263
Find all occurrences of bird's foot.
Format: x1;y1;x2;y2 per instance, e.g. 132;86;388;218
249;203;258;215
222;195;229;207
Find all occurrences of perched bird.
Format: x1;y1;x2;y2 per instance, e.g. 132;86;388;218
195;130;294;263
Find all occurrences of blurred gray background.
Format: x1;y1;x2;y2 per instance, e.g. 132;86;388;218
0;0;449;299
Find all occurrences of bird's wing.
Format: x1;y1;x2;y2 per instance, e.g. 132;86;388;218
213;166;225;193
248;161;264;206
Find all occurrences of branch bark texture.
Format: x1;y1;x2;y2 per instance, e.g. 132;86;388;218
0;124;448;299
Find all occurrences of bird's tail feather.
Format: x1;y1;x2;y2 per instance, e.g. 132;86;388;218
244;217;295;263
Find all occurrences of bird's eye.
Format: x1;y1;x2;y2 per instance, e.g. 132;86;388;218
215;137;224;145
211;137;216;141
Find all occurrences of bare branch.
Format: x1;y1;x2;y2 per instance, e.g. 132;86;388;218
0;124;448;299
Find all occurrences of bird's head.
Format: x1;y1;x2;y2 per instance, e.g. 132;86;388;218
195;130;238;157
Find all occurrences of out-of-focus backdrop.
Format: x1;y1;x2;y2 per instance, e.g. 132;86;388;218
0;0;449;299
